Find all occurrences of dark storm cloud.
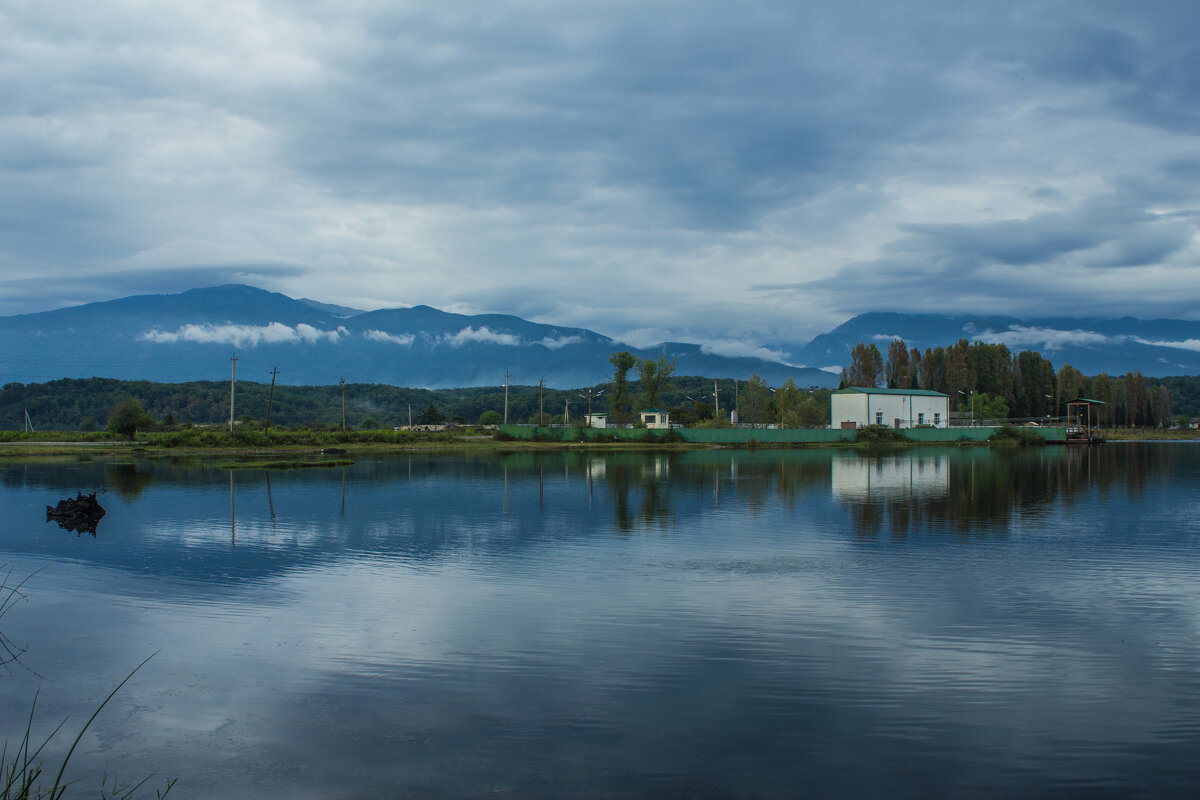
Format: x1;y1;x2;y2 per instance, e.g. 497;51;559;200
268;4;875;226
899;199;1192;271
0;0;1198;346
762;165;1199;320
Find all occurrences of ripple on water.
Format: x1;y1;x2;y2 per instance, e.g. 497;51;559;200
4;446;1200;797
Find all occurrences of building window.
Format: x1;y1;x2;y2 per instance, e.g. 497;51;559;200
918;413;925;425
934;413;941;425
875;411;883;425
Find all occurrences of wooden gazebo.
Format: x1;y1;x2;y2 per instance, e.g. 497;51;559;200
1066;398;1106;444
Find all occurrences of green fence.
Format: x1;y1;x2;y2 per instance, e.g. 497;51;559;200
499;425;1067;444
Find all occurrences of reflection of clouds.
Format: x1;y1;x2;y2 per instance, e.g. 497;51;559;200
160;518;331;549
4;448;1200;796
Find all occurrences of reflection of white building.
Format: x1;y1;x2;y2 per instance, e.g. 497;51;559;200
831;454;950;500
642;455;670;478
831;388;950;429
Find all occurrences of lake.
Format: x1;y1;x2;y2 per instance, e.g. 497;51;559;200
2;444;1200;798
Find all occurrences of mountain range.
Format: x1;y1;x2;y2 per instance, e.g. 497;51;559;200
776;312;1200;378
0;285;836;388
1;286;1197;389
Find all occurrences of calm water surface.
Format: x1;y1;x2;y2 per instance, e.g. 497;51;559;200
2;444;1200;798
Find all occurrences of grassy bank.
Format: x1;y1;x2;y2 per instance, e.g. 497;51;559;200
0;427;484;458
1101;427;1200;440
0;426;470;448
215;458;356;470
3;425;1198;461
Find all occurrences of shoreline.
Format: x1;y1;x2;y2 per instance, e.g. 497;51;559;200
1;425;1197;462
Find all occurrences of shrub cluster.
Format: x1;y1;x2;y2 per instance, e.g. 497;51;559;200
855;424;907;446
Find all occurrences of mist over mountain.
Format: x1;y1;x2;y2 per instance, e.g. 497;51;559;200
779;312;1200;378
0;285;837;388
3;287;1197;391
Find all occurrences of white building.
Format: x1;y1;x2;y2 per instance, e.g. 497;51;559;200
639;408;671;429
830;388;950;429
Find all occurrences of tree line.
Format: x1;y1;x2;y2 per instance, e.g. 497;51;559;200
842;338;1195;426
13;343;1189;432
603;351;833;428
2;357;837;431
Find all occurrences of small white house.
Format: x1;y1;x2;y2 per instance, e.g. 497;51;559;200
830;388;950;429
585;413;608;429
639;408;671;429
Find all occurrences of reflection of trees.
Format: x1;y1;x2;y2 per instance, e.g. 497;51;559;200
841;445;1154;539
771;456;832;509
105;463;156;501
2;444;1164;545
601;454;676;533
605;459;636;532
585;451;838;531
848;450;1027;538
639;472;672;529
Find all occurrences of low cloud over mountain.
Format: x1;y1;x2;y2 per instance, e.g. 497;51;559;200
0;285;836;388
782;313;1200;378
4;287;1198;391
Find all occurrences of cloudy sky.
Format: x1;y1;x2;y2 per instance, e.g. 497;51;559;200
2;0;1198;352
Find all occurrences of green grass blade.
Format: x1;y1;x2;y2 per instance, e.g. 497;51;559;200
47;652;158;797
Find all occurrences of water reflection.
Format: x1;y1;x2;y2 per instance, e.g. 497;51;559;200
4;446;1167;557
104;463;156;501
2;444;1183;605
832;452;949;500
230;470;236;546
3;444;1200;798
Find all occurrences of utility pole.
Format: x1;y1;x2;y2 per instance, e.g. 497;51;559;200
713;379;720;419
408;403;412;428
584;388;603;421
504;372;510;424
265;367;279;431
538;378;545;427
229;354;238;433
340;377;346;432
564;396;569;425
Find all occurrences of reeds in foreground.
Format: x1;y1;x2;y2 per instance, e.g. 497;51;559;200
1;569;175;799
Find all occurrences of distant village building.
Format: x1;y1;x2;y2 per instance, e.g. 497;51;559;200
830;388;950;429
639;408;671;429
585;413;608;429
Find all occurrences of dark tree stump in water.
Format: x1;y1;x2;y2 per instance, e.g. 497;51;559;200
46;492;106;535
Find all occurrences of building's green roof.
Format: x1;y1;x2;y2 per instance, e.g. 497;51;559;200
832;387;948;398
640;407;670;413
1070;397;1107;405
